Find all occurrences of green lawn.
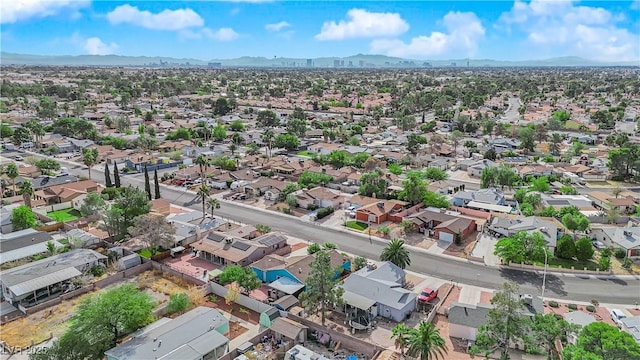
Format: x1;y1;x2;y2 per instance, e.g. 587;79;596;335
297;151;311;157
535;257;599;271
47;208;81;222
345;221;368;231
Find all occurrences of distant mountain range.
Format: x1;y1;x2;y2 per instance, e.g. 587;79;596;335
1;52;638;68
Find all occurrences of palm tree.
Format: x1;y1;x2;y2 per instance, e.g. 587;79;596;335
5;162;19;193
82;148;98;180
380;238;411;269
196;184;211;220
262;129;274;158
195;154;208;178
548;133;563;155
20;180;33;208
207;197;220;217
391;323;411;357
406;321;447;360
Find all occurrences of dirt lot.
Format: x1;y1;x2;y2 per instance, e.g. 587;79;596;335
227;321;249;340
203;296;261;325
0;270;203;349
444;232;479;258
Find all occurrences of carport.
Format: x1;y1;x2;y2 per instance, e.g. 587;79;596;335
342;291;376;333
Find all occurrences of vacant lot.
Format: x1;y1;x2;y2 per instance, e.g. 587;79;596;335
0;270;202;349
47;208;81;222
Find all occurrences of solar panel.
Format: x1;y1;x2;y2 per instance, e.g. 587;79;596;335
231;242;251;251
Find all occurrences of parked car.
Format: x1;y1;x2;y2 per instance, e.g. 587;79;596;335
14;156;23;161
610;309;627;328
592;240;606;249
418;288;439;302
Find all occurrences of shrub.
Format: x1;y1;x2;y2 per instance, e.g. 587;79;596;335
599;256;611;271
316;206;334;219
167;293;191;314
568;303;578;310
600;248;611;257
553;313;564;320
209;294;219;302
323;242;337;250
614;248;626;259
90;265;106;277
586;305;596;312
307;243;321;254
548;301;559;308
622;257;633;269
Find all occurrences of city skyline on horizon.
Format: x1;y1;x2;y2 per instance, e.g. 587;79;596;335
1;1;639;63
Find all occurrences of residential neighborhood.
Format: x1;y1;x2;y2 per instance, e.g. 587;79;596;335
1;63;640;360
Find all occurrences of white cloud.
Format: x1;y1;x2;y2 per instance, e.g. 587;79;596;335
203;27;239;41
265;21;291;32
315;9;409;41
1;0;89;24
83;37;118;55
106;4;204;31
370;11;485;58
498;0;639;61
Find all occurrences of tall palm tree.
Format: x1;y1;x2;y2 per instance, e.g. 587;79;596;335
207;197;220;217
195;154;208;178
82;148;98;180
262;129;274;158
20;180;33;208
380;238;411;269
391;323;411;357
196;184;211;220
406;321;447;360
5;162;19;193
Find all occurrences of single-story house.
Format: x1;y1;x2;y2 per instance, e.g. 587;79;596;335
342;261;417;322
0;228;58;265
467;159;498;178
488;216;561;251
451;188;506;208
355;200;406;224
294;187;342;209
621;316;640;344
104;307;229;360
408;209;477;242
591;227;640;258
588;191;636;214
447;302;492;341
193;232;289;267
0;249;106;308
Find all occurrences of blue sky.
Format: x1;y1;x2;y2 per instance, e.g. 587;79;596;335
1;1;639;61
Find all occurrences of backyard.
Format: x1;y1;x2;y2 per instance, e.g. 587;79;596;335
47;208;81;222
0;270;203;349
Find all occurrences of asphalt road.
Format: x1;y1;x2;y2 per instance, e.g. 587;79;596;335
5;150;640;304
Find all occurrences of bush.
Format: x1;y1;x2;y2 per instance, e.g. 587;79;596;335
599;256;611;271
90;265;106;277
167;293;191;314
323;242;337;250
600;248;611;257
548;300;559;308
614;248;626;259
316;206;334;219
553;313;564;320
568;303;578;310
307;243;321;254
622;257;633;269
586;305;596;312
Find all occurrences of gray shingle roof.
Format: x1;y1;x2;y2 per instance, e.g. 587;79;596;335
343;262;416;310
447;302;491;328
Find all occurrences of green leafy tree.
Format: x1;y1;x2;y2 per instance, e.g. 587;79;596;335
213;97;231;116
34;159;61;171
0;123;14;139
531;313;576;359
519;127;536;153
12;126;32;145
406;321;448;360
274;133;300;151
229;120;245;131
287;118;308;138
212;125;227;141
562;213;590;233
128;214;176;254
399;171;428;205
380;238;411;269
166;293;191;314
79;192;106;218
423;167;448;181
257;110;279;127
298;171;332;188
299;250;344;326
423;191;449;208
494;231;548;264
114;186;151;234
388;163;403;175
471;281;528;359
575;237;595;261
555;234;577;259
406;133;428;154
353;256;367;271
529;176;550;193
12;205;36;231
358;170;388;198
30;284;155;360
563;322;640;360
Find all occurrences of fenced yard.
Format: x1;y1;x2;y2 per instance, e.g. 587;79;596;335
46;208;81;222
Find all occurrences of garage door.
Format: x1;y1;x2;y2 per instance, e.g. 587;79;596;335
439;231;454;242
